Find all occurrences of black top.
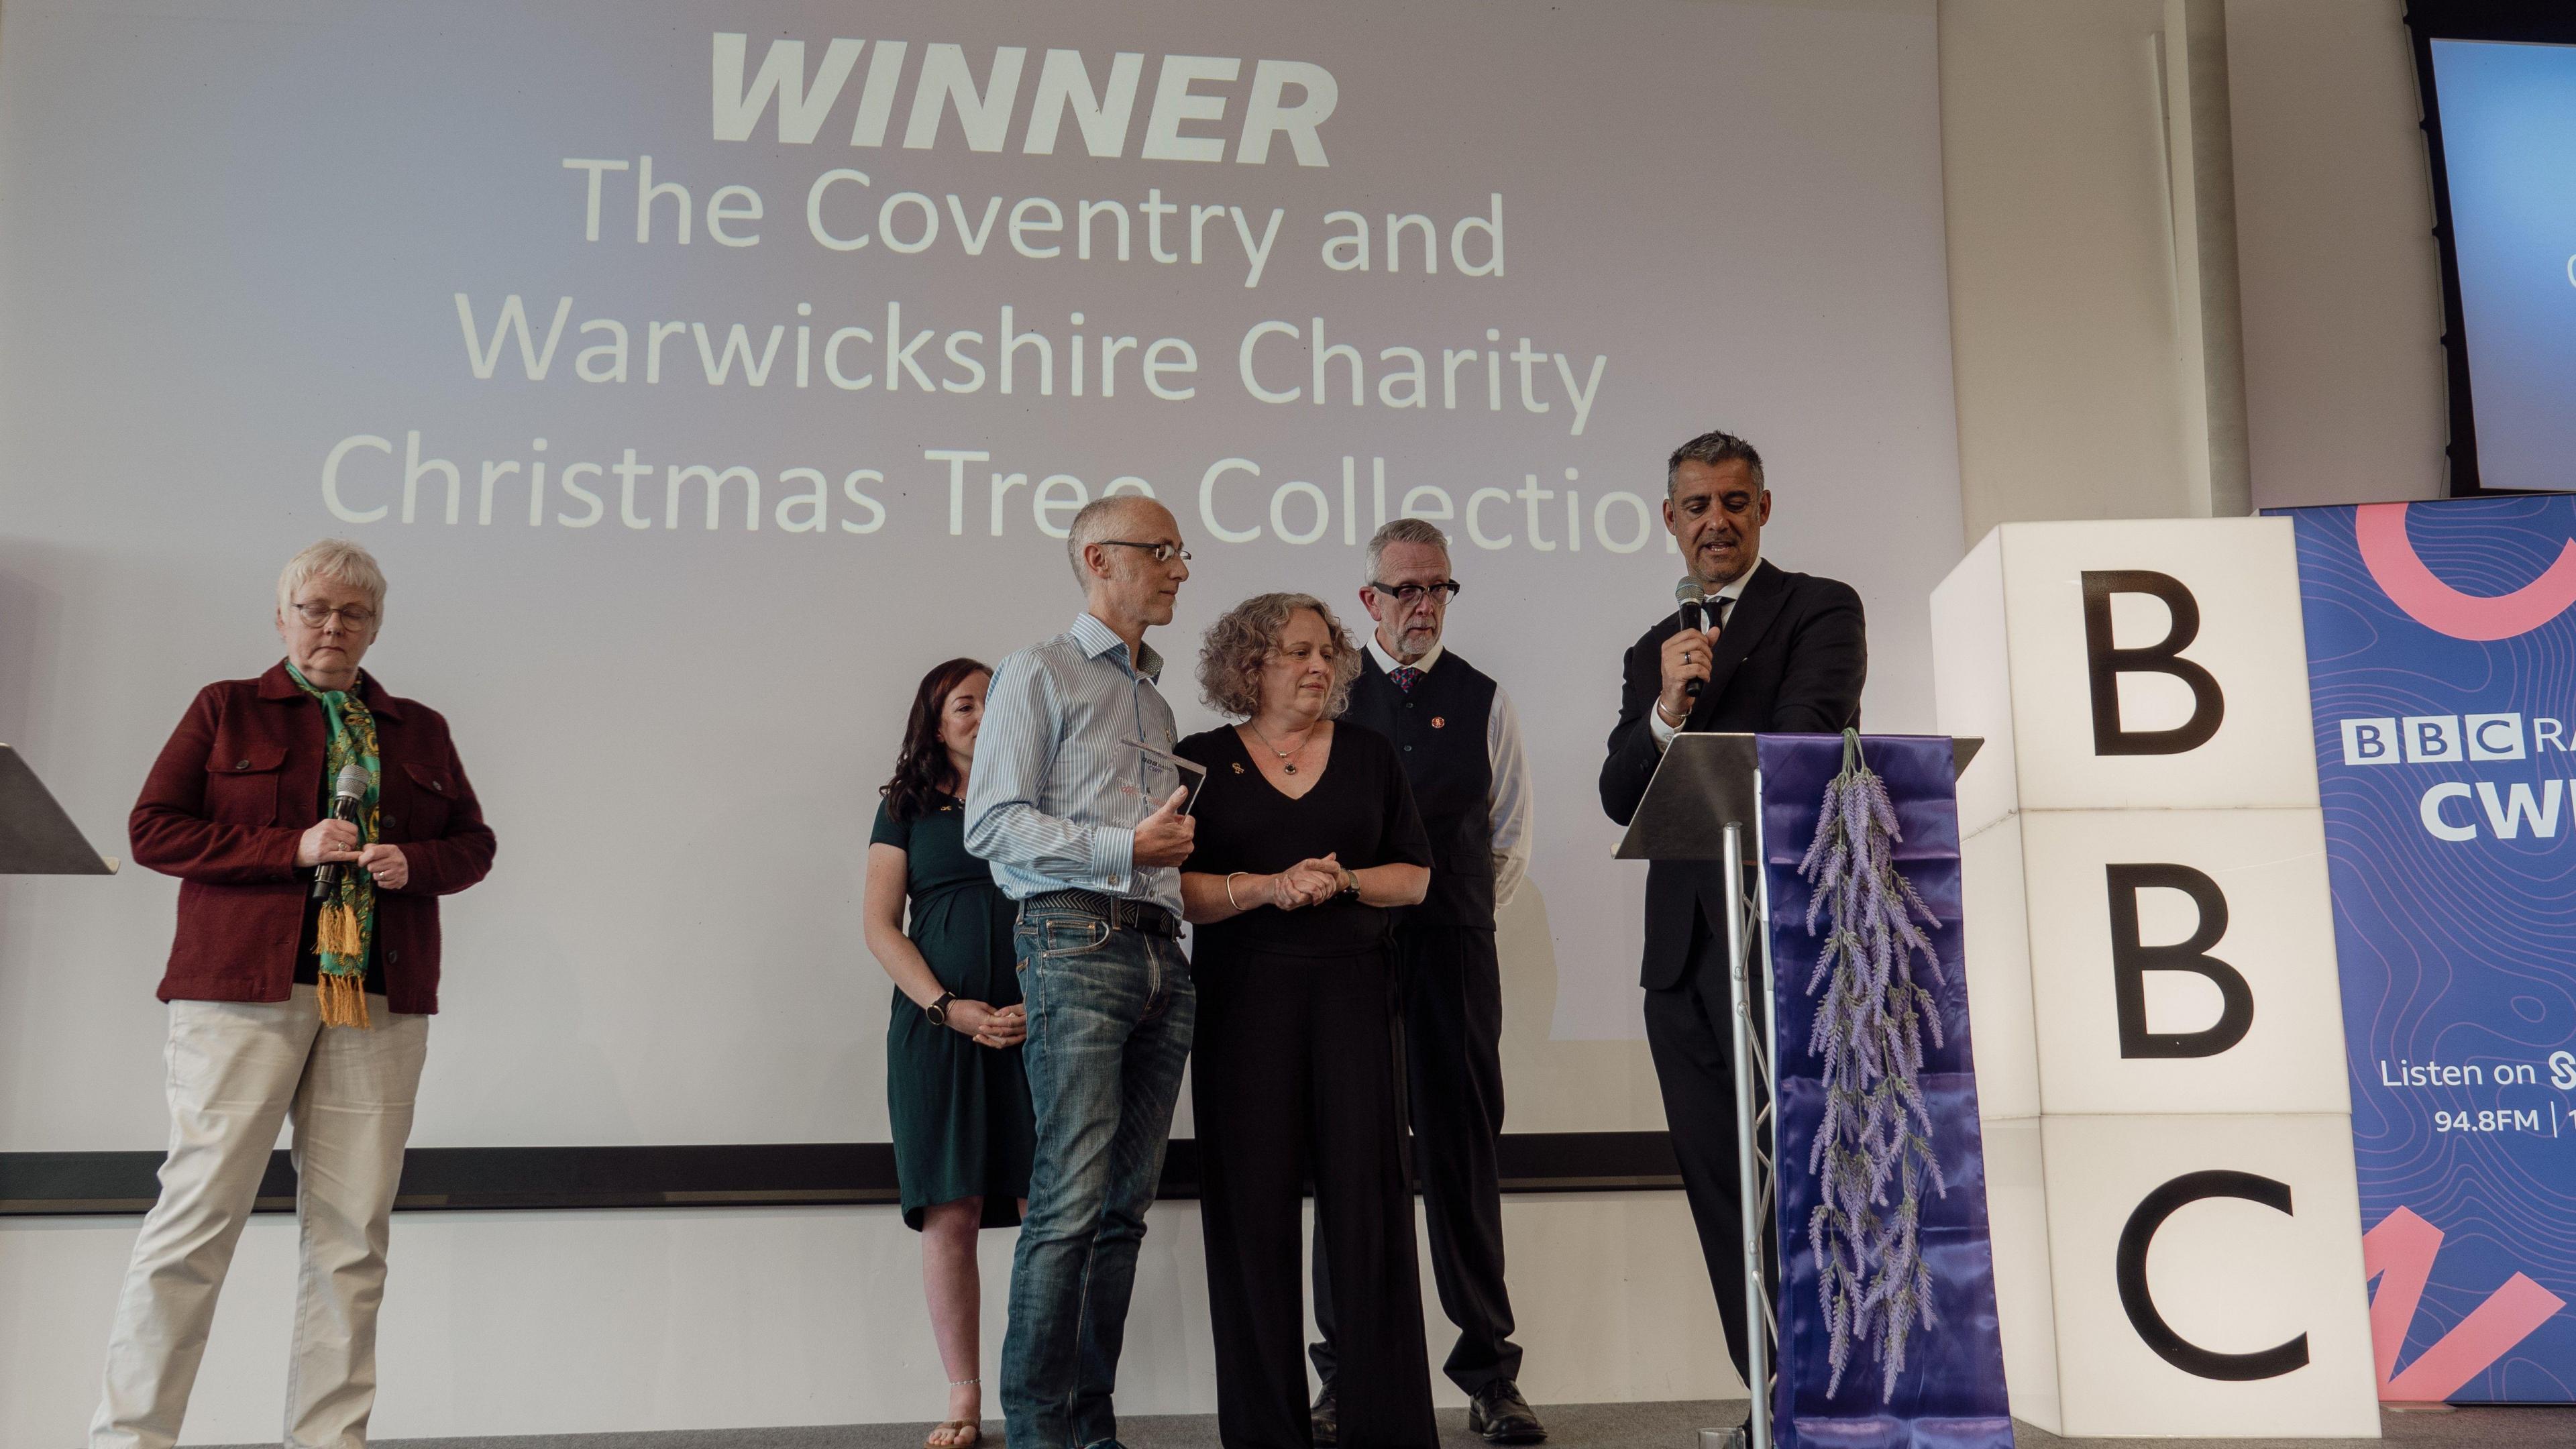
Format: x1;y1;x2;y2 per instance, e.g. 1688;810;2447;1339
870;792;1004;903
292;890;384;994
1177;722;1432;957
1597;557;1867;991
1342;650;1499;928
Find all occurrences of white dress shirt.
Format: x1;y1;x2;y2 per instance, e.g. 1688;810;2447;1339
1649;560;1758;750
1365;635;1535;908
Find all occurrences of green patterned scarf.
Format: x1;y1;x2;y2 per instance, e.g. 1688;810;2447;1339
286;659;382;1028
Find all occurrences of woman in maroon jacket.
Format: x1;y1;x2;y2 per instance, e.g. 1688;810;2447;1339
90;539;495;1449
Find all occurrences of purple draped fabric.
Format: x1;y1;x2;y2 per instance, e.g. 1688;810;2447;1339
1759;733;2012;1449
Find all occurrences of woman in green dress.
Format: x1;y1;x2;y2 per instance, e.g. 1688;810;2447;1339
864;657;1036;1449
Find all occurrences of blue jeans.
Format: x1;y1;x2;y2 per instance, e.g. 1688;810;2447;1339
1001;902;1196;1449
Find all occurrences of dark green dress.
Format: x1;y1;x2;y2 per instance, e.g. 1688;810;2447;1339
873;793;1035;1230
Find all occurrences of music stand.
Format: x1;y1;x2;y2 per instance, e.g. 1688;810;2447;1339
1;744;119;874
1617;733;1979;1449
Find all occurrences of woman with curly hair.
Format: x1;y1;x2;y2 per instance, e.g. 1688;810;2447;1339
864;657;1035;1449
1175;593;1438;1449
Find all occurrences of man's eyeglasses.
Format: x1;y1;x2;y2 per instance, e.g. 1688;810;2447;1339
1097;539;1192;564
1369;580;1462;606
290;602;377;630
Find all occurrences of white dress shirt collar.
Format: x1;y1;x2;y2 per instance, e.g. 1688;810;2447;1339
1368;633;1444;677
1707;556;1761;607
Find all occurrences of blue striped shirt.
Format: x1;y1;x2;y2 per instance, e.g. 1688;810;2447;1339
963;612;1185;917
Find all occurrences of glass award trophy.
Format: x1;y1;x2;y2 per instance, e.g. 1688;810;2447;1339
1122;737;1208;824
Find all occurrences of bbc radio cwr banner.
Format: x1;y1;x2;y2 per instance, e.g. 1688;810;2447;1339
2282;497;2576;1401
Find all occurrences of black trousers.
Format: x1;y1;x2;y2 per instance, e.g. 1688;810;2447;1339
1311;923;1521;1395
1642;910;1775;1383
1194;942;1438;1449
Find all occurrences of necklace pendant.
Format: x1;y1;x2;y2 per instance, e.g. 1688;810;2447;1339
1284;763;1298;774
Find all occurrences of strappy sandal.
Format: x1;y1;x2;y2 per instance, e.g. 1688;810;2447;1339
927;1376;985;1448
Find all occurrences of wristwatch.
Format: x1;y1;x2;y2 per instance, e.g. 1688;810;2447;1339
925;991;957;1028
1338;865;1360;902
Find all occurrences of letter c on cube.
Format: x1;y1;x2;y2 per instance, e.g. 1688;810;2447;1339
2116;1171;2310;1381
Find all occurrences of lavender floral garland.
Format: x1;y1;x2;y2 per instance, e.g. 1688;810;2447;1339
1795;729;1949;1401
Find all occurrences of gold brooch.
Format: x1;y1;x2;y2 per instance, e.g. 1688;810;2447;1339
1231;761;1246;773
1432;716;1447;729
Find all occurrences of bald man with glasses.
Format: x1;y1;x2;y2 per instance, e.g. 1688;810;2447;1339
965;494;1201;1449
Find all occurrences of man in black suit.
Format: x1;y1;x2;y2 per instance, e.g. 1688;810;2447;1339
1597;428;1865;1385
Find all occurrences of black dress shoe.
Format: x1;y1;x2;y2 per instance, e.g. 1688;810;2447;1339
1468;1381;1548;1444
1311;1382;1338;1447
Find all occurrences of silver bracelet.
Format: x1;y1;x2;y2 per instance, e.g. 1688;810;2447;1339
1224;871;1249;911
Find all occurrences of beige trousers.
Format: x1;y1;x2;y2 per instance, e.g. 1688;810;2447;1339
90;985;429;1449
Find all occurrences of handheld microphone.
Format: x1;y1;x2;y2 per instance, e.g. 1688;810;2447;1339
313;763;370;898
1674;578;1711;699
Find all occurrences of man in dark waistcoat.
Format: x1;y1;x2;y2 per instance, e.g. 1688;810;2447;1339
1598;429;1866;1397
1309;517;1543;1446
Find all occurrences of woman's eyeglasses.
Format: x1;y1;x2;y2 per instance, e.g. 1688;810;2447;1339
290;602;377;629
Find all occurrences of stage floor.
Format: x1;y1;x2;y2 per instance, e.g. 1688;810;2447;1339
254;1399;2576;1449
2020;1400;2576;1448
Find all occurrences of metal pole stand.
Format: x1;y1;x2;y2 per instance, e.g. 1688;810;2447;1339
1607;735;1809;1449
1698;814;1778;1449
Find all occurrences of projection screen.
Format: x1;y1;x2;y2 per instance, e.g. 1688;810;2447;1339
0;0;1957;1157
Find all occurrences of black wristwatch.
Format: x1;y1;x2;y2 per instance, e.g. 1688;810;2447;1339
925;991;957;1028
1338;866;1360;902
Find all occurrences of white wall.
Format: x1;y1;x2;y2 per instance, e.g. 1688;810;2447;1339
1941;0;2206;539
0;1195;1735;1446
1939;0;2450;533
2227;0;2447;509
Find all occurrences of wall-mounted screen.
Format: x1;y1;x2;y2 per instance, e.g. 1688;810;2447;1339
2410;2;2576;492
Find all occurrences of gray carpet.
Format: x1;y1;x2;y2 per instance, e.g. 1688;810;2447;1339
358;1401;1734;1449
329;1399;2576;1449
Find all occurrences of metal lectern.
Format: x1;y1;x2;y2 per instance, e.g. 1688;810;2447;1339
1;744;119;875
1616;733;1978;1449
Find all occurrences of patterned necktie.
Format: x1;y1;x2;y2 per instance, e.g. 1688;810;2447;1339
1391;665;1423;692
